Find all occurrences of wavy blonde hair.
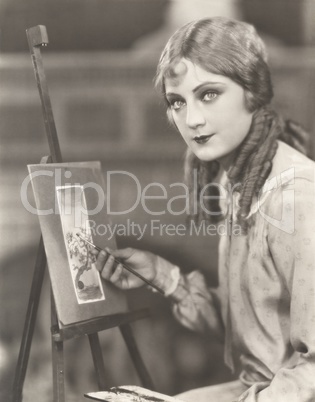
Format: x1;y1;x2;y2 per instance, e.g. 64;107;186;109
155;17;273;112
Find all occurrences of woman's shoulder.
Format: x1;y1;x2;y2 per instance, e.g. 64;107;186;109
269;140;315;184
248;141;315;220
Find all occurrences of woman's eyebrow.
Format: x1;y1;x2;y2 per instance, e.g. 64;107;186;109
165;92;182;98
192;82;226;93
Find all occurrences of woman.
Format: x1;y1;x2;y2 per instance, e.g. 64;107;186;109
94;17;315;401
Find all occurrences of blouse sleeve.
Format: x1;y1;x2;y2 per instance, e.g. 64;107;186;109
170;271;224;339
239;176;315;401
153;255;224;340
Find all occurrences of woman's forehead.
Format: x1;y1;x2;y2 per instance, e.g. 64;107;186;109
164;58;204;89
170;59;188;76
164;58;188;87
164;58;229;90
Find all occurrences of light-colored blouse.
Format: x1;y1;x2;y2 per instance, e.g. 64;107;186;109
155;141;315;401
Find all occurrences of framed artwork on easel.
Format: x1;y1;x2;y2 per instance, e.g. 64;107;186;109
27;161;128;326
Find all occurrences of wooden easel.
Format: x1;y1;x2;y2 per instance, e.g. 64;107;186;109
12;25;154;402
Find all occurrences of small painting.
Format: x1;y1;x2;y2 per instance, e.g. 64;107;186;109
56;185;105;304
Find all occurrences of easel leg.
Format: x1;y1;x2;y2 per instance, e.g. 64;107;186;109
119;324;155;390
51;294;65;402
88;333;107;390
51;340;65;402
12;237;47;402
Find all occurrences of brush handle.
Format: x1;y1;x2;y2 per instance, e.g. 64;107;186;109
76;234;164;294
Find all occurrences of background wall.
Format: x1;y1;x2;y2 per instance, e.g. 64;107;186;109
1;1;315;401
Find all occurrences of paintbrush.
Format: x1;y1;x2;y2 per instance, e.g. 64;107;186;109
76;233;164;295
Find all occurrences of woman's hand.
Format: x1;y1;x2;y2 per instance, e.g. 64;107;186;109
92;247;158;290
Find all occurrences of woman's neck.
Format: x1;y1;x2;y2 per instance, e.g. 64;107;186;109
218;151;237;172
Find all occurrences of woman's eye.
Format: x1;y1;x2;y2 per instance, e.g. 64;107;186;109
171;100;185;111
202;91;217;102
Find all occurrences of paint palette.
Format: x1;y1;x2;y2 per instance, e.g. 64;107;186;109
85;385;185;402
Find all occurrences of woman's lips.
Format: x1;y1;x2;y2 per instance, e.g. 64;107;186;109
193;134;214;144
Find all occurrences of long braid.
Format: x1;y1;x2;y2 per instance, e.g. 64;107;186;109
228;108;280;230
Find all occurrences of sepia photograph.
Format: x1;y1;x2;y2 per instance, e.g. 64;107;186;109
1;1;315;401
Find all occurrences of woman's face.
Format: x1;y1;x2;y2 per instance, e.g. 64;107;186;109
164;58;254;170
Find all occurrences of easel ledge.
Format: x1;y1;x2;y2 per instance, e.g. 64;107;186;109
52;310;150;343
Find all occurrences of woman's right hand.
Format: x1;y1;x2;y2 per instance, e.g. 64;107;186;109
92;247;158;290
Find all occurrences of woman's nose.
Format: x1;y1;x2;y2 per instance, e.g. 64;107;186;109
186;102;206;129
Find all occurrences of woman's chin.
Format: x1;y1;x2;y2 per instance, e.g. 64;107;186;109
191;149;217;162
190;147;235;170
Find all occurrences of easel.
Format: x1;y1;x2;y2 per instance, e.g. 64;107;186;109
12;25;154;402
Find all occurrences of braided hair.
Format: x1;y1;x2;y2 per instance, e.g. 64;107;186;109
155;17;310;231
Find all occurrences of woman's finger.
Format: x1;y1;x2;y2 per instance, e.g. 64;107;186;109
90;247;99;256
106;247;135;260
95;250;107;272
110;263;123;284
100;254;116;280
